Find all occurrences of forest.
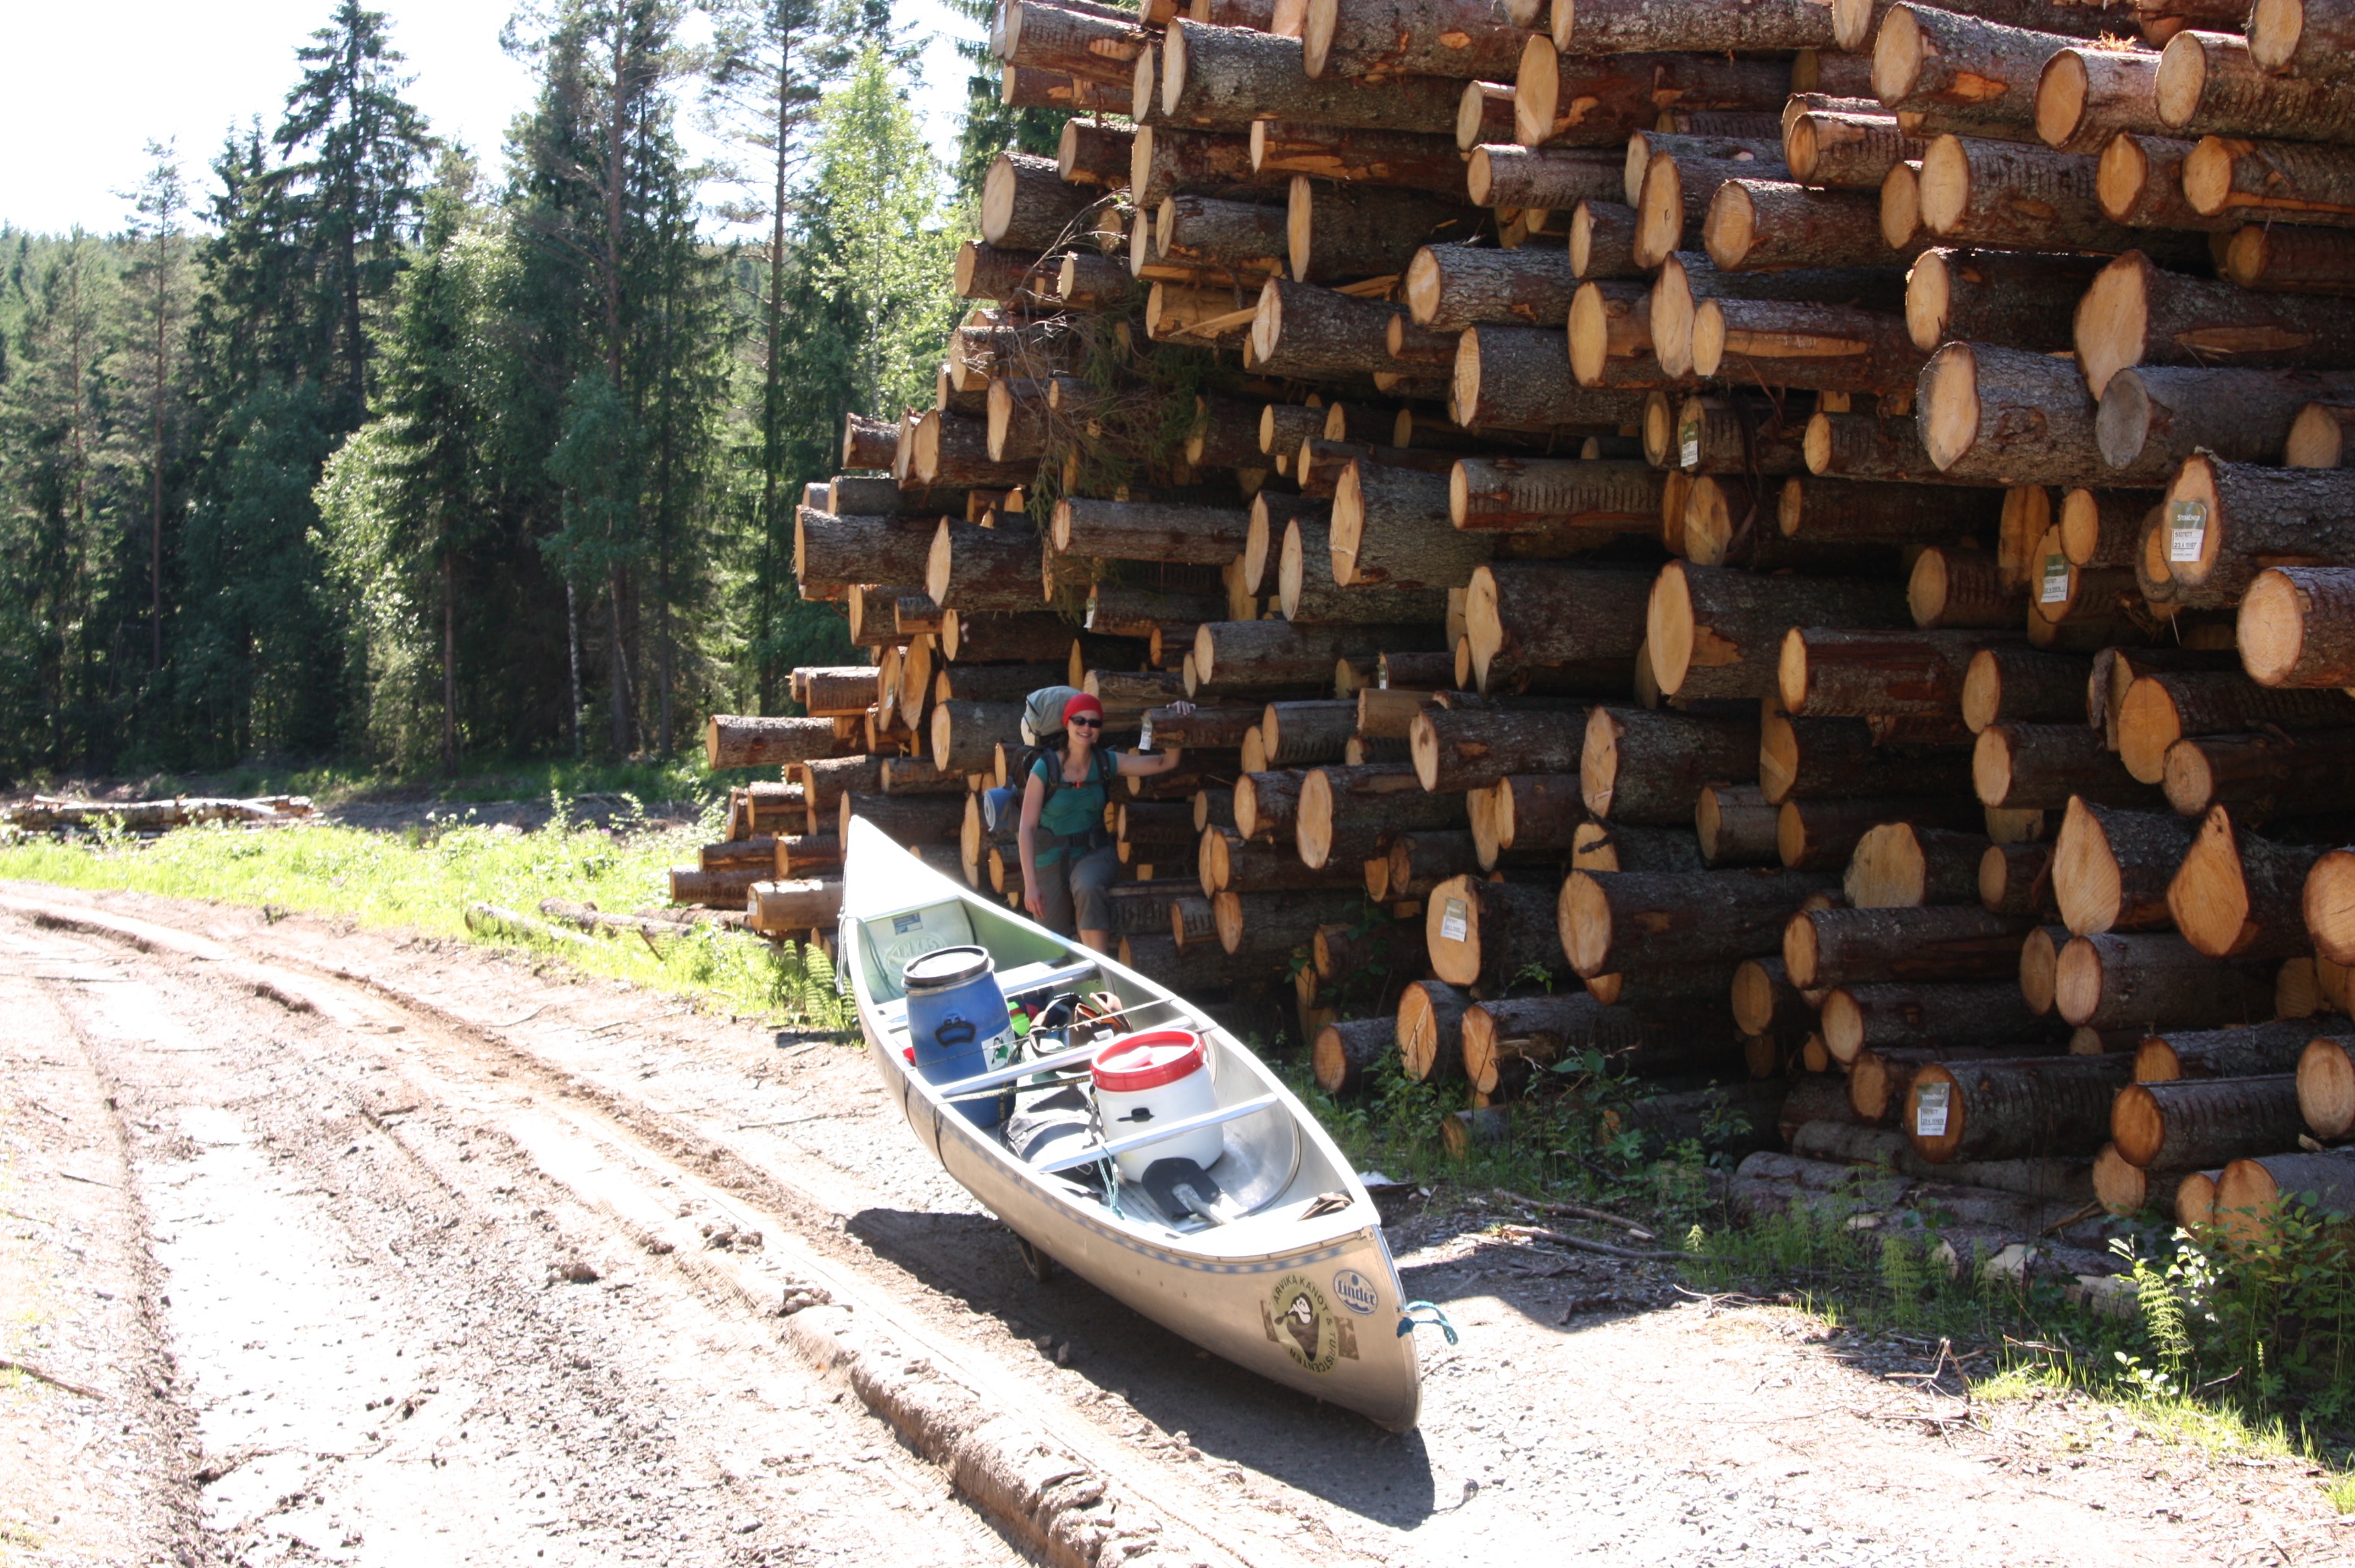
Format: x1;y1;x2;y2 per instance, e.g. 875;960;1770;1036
0;0;1041;783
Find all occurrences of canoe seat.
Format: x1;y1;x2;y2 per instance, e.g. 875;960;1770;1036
856;901;976;1003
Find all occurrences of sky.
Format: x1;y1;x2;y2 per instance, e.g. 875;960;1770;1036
0;0;979;236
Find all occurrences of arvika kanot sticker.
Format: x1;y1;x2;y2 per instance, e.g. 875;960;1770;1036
1261;1273;1359;1373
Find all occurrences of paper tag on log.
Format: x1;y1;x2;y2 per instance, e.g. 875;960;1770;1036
1913;1081;1951;1138
1439;898;1468;943
2039;554;2069;604
2168;499;2207;563
1679;417;1700;470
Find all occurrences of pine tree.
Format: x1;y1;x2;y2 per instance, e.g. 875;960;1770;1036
119;141;189;675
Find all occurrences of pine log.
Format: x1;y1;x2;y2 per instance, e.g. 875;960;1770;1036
2211;1149;2355;1249
1702;180;1898;272
1448;457;1663;535
705;715;840;769
1484;773;1579;853
2094;130;2219;231
1451;324;1650;431
1632;143;1791;271
1796;412;1939;487
2051;797;2196;933
843;412;899;471
2247;0;2355;82
1214;886;1378;958
1663;395;1807;477
795;509;942;596
1972;722;2160;811
1248;278;1403;377
1647;562;1910;701
1688;298;1923;397
2164;805;2327;960
1783;903;2033;988
1052;497;1249;564
1569;820;1708;874
982;152;1100;253
1918;136;2153;255
2238;566;2355;696
1512;39;1789;149
1193;619;1439;692
911;411;1039;490
1410;705;1588;792
2161;727;2355;825
1647;252;1907;380
1918;342;2103;487
2086;262;2355;425
2155;27;2355;139
746;878;846;933
1961;647;2090;734
1380;829;1478;899
1902;547;2019;631
1904;1052;2136;1163
1251;120;1468;196
1244;493;1331;593
1822;981;2058;1062
1278;519;1451;624
1776;627;1992;721
703;835;786;876
2184;133;2355;229
1776;795;1979;872
2096;370;2355;491
1467;143;1623;209
1299;763;1466;867
1757;712;1974;805
1287;178;1488;283
1842;821;1990;908
933;661;1066;708
2112;1075;2305;1169
1232;770;1304;841
926;519;1046;614
1695;784;1781;869
1579;704;1759;825
2164;455;2355;606
2119;667;2355;784
2299;1034;2355;1136
1904;249;2106;356
2224;224;2355;295
2289;402;2355;470
1872;6;2077;140
1329;460;1493;590
1303;0;1533;80
2138;1020;2326;1083
1154;194;1288;278
2034;44;2167;156
1560;867;1837;978
1158;20;1464;133
1313;1017;1396;1095
1460;563;1649;694
1405;244;1579;333
840;790;967;850
1785;104;1926;190
930;700;1023;775
1427;874;1567;985
1977;839;2058;917
1003;0;1146;83
1880;159;1924;251
1553;0;1837;53
2092;1141;2202;1216
1569;199;1641;280
2056;930;2279;1027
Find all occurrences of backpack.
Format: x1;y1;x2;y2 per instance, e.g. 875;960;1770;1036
983;686;1103;831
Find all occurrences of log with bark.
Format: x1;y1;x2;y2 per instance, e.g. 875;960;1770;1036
840;791;968;850
1553;0;1838;53
1409;703;1591;794
1302;0;1534;82
1329;459;1496;590
2162;455;2355;606
2055;930;2281;1028
1192;619;1441;694
1904;249;2107;357
1287;177;1489;284
1785;102;1927;190
1512;40;1789;149
1647;562;1911;701
1702;180;1900;272
1579;704;1761;825
746;878;847;933
1299;763;1467;867
1459;562;1650;695
1398;977;1474;1080
2117;667;2355;782
2052;797;2197;933
1490;772;1587;854
1873;7;2080;140
1213;885;1372;957
1918;341;2103;487
1560;867;1839;978
2210;1149;2355;1248
1778;795;1979;872
1688;298;1923;397
2033;44;2167;156
1632;143;1791;271
1451;324;1652;431
1904;1052;2136;1162
2138;1020;2328;1083
2155;27;2355;140
1406;244;1580;333
795;509;943;597
1466;144;1624;210
1758;712;1975;804
2092;130;2225;236
706;715;843;769
1251;120;1469;196
1313;1017;1396;1094
1918;136;2160;256
2078;252;2355;405
1052;497;1251;564
1777;626;1995;721
2165;805;2328;959
1972;722;2162;811
1158;20;1465;133
927;519;1049;614
2223;224;2355;295
843;412;899;471
1449;457;1663;535
1961;646;2092;734
1821;981;2060;1064
1783;903;2034;988
982;152;1104;254
1279;518;1453;624
2111;1075;2306;1169
1426;874;1566;985
1383;829;1482;898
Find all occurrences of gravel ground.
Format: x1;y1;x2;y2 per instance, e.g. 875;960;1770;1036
2;882;2347;1566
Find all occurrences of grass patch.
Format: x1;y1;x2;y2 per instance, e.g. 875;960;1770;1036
0;802;849;1031
7;753;778;810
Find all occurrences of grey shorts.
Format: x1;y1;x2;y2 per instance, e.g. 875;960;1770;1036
1038;844;1120;935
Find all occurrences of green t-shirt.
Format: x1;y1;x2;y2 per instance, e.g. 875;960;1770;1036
1030;749;1116;863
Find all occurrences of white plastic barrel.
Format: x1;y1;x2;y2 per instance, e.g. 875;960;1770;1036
1091;1030;1221;1179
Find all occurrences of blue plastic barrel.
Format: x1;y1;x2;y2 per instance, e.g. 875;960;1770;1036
902;945;1012;1128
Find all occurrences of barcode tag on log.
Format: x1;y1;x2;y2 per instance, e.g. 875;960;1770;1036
1138;715;1155;749
1679;416;1700;470
2039;554;2069;604
1439;898;1468;943
2168;499;2208;563
1913;1081;1951;1138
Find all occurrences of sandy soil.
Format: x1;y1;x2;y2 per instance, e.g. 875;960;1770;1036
2;882;2346;1566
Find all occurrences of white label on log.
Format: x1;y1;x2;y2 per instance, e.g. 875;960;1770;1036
2039;554;2069;604
1679;418;1700;470
2168;499;2208;564
1440;898;1468;943
1913;1081;1951;1139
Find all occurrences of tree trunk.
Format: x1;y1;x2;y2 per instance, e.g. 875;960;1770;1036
840;791;966;849
1872;8;2077;139
1569;199;1641;279
1495;772;1589;851
2212;1149;2355;1248
933;661;1065;705
2111;1075;2305;1169
1704;179;1902;272
702;835;784;874
1130;124;1276;210
1314;1017;1396;1094
930;700;1024;774
1003;0;1147;82
956;241;1055;306
1759;712;1975;802
1449;458;1663;533
1252;120;1469;196
1214;886;1373;956
1560;867;1838;978
1428;873;1568;986
1778;626;1994;718
1159;18;1465;132
1194;619;1440;689
1697;782;1782;866
1971;721;2162;810
1249;279;1403;377
1328;460;1494;590
1633;144;1791;270
2161;726;2355;823
1783;902;2035;989
1451;324;1650;432
1778;794;1984;872
1801;411;1954;486
1232;770;1304;840
1303;0;1532;80
1155;194;1288;274
1409;705;1590;790
2032;46;2167;156
843;412;900;471
1513;40;1789;149
927;520;1048;614
1089;584;1226;641
2118;667;2355;782
1057;120;1136;187
1906;1052;2134;1162
1647;561;1911;701
1287;177;1488;283
2094;131;2219;231
706;715;840;768
2224;224;2355;294
2165;454;2355;603
1570;820;1708;873
1300;763;1467;866
1906;251;2106;364
2055;929;2280;1027
982;152;1100;251
946;610;1070;664
2084;254;2355;413
1278;519;1452;623
1850;1043;2051;1121
1961;646;2089;734
1255;699;1353;766
747;878;846;932
1053;497;1250;564
1385;829;1482;898
1462;563;1650;692
1669;395;1809;477
2096;368;2355;487
1685;298;1923;397
2052;797;2197;933
2138;1020;2323;1083
911;410;1038;489
795;509;940;595
1907;546;2027;630
1918;342;2103;487
1455;79;1519;149
1918;136;2161;257
2164;805;2325;959
1143;702;1263;748
1406;244;1580;332
1823;980;2058;1062
1578;703;1760;824
1842;821;1990;908
2156;27;2355;139
1784;105;1926;190
1398;977;1474;1080
1467;145;1624;209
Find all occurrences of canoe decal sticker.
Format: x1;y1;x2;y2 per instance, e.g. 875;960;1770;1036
1267;1273;1342;1374
1331;1268;1379;1316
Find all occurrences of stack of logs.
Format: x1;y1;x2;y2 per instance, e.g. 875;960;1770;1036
779;0;2355;1262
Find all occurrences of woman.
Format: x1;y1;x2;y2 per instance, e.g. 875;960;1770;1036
1018;691;1189;952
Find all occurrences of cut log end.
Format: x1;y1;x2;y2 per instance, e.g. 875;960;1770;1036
1921;342;1978;474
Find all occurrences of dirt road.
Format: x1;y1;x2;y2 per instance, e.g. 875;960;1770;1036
2;884;2345;1566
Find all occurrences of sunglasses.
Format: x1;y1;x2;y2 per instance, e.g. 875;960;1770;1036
1068;716;1102;729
